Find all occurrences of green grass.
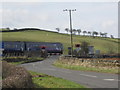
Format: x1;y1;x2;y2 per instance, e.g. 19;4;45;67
29;71;89;88
3;57;44;65
0;28;9;31
100;37;120;43
53;61;119;74
2;30;119;54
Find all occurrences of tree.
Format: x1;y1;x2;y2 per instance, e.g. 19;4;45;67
94;31;98;36
100;32;102;37
6;27;10;30
83;31;87;36
80;41;89;56
88;31;91;36
92;31;98;37
55;28;60;33
92;31;96;38
110;35;114;38
14;28;17;30
77;29;81;35
100;32;104;37
72;29;77;35
104;33;107;38
65;28;69;34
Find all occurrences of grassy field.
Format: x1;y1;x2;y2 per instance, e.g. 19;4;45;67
53;61;119;74
29;71;89;88
0;28;9;31
1;30;119;54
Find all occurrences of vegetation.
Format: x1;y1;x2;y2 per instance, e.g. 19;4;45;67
1;30;119;54
65;28;69;34
0;28;10;31
2;61;34;88
29;71;88;88
55;28;60;33
3;56;43;65
2;58;88;88
80;41;89;55
64;28;109;38
53;60;119;74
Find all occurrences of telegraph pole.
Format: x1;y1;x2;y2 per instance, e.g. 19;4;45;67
63;9;76;57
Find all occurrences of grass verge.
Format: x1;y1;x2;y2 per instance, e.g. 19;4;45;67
53;61;119;74
3;57;44;65
29;71;89;89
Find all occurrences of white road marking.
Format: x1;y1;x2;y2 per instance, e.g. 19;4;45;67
40;68;56;71
59;70;71;73
32;64;35;67
103;79;120;81
80;74;97;78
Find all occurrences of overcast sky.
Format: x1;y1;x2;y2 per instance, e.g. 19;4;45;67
0;2;118;38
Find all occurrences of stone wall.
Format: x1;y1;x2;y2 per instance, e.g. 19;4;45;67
59;56;119;69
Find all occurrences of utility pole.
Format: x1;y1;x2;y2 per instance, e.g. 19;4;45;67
63;9;76;57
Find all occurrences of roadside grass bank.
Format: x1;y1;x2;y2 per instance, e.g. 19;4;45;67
2;56;44;65
29;71;89;89
53;57;119;74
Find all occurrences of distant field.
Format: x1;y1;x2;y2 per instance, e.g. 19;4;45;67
1;30;119;54
0;29;9;31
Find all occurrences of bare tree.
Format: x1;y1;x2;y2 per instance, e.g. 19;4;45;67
110;35;114;38
100;32;104;37
6;27;10;30
72;29;77;35
14;28;17;30
95;31;98;36
100;32;102;37
104;33;107;38
55;28;60;33
83;31;87;36
92;31;96;37
100;32;107;38
81;41;89;56
65;28;69;34
77;29;81;35
88;31;91;36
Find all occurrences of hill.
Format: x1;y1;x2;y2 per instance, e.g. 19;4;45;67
1;30;119;54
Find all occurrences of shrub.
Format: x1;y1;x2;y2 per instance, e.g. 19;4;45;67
2;61;34;88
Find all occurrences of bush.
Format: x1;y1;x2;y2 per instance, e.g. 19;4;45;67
2;61;34;88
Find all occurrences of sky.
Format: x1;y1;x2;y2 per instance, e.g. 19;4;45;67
0;1;118;38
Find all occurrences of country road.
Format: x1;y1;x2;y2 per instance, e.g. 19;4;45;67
20;55;119;88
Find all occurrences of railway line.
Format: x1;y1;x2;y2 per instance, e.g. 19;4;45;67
1;41;63;57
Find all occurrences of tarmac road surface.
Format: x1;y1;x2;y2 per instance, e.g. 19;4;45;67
20;55;119;89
